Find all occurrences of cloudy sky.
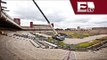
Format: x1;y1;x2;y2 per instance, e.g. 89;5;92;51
3;0;107;29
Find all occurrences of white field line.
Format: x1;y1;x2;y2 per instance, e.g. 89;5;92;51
73;51;77;60
62;51;77;60
62;51;69;60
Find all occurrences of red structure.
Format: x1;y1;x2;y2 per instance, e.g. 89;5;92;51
14;18;21;25
30;22;33;28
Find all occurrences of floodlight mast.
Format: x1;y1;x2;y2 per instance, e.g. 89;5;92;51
32;0;58;35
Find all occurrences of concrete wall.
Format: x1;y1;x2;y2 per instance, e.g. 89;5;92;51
56;29;107;35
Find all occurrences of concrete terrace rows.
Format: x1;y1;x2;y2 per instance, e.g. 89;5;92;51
75;48;107;60
0;32;68;60
1;31;107;60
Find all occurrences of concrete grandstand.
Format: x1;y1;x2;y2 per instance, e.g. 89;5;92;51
1;0;107;60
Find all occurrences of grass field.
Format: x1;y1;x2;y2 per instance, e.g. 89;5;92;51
74;39;105;49
63;32;91;38
47;32;107;50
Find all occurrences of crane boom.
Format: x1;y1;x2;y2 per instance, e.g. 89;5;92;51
32;0;57;35
32;0;66;41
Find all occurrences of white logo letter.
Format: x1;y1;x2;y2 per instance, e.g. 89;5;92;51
77;2;87;12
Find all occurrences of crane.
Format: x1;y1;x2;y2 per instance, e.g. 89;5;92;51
32;0;66;41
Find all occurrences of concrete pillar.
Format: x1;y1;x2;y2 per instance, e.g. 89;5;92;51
14;18;21;25
0;0;1;18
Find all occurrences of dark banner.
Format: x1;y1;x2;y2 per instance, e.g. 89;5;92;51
70;0;107;14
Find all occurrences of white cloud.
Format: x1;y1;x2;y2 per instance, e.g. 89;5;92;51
4;0;107;28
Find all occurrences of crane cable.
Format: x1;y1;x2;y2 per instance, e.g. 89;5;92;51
32;0;58;35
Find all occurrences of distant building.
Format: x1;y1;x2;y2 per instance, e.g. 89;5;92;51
55;28;63;31
89;27;107;34
92;27;107;30
21;21;107;34
65;28;76;31
33;24;52;31
22;22;53;31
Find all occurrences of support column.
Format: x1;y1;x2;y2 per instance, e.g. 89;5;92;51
0;0;1;18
